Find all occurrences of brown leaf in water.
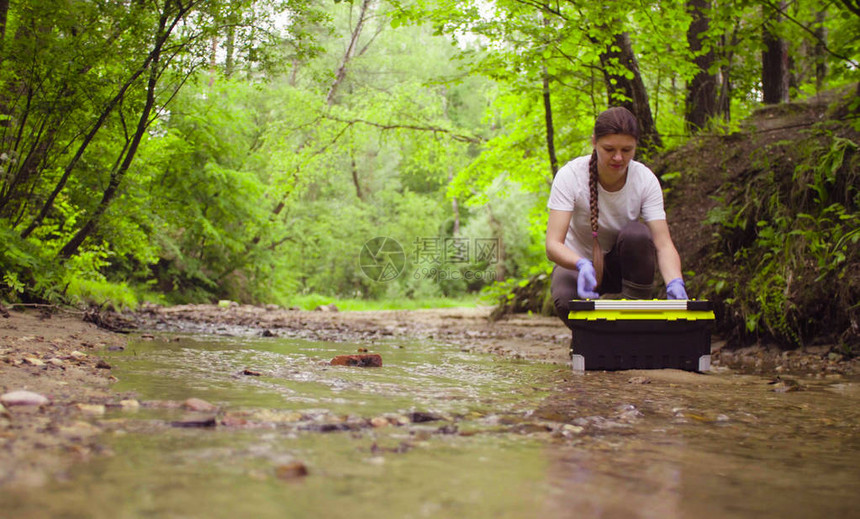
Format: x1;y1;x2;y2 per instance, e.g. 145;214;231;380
275;461;309;480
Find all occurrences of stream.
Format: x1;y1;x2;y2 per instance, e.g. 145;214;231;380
1;333;858;518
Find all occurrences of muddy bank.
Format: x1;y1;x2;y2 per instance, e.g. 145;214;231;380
0;308;127;488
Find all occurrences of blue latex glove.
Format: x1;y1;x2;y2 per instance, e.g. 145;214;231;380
666;278;688;300
576;258;599;299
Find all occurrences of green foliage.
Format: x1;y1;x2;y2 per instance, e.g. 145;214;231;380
0;0;857;353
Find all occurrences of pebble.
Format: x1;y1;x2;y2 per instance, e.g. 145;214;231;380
627;376;651;384
330;354;382;367
171;414;217;428
59;421;102;439
370;416;390;428
75;403;106;416
1;390;50;406
22;357;45;366
47;358;64;367
69;351;87;360
562;424;584;435
119;399;140;410
183;398;217;412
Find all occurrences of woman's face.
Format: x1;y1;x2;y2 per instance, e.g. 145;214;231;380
592;133;637;175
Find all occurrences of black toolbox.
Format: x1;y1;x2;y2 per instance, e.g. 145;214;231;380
568;300;715;372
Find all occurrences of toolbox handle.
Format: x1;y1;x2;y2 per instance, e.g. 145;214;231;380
569;299;713;311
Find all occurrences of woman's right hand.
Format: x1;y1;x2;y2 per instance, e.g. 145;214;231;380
576;258;600;299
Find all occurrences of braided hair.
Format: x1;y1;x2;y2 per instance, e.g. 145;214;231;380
588;106;640;288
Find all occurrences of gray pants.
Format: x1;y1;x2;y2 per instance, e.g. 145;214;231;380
551;221;656;331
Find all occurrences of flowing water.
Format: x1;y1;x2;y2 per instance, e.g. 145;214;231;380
1;334;858;518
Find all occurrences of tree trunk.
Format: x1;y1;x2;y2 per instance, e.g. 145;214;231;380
19;26;169;238
542;68;558;177
761;3;789;104
685;0;717;132
326;0;373;106
448;168;459;236
599;31;662;153
225;25;236;78
813;10;827;92
350;150;362;201
58;2;187;258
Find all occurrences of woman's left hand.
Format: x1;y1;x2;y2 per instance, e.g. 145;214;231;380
666;278;688;300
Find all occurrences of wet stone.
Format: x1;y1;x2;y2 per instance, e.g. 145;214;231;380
330;354;382;367
183;398;217;412
171;414;218;428
409;411;442;423
75;403;106;416
370;416;390;428
627;376;651;384
1;390;50;407
22;357;45;367
119;399;140;410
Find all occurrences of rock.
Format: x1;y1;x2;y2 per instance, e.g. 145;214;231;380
260;329;277;338
22;357;45;366
183;397;217;412
75;403;106;416
69;351;87;360
370;416;390;428
409;411;441;423
627;376;651;384
275;461;309;480
330;354;382;367
171;414;218;428
437;424;458;435
242;369;262;376
107;345;125;352
119;399;140;410
562;424;584;435
95;359;111;369
1;390;50;407
46;358;64;367
313;303;339;312
59;421;102;439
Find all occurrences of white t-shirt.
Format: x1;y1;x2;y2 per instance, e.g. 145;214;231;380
547;155;666;259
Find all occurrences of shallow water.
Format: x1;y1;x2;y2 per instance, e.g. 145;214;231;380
1;335;858;518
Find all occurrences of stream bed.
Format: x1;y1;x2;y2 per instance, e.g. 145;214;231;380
1;334;858;518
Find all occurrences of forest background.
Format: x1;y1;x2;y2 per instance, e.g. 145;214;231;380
0;0;857;351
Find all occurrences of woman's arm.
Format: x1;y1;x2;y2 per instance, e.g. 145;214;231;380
646;219;683;282
546;209;583;270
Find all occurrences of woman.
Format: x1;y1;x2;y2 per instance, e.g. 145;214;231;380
545;106;687;330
